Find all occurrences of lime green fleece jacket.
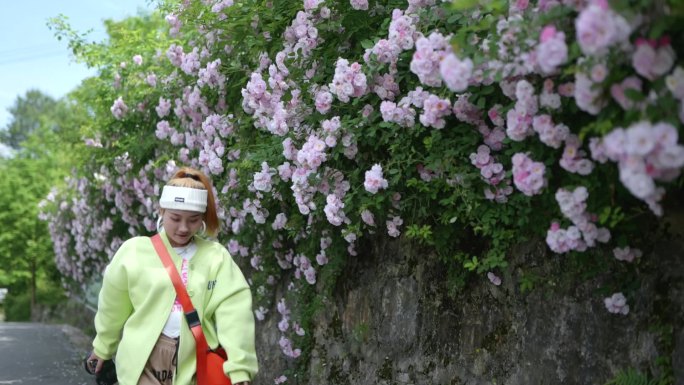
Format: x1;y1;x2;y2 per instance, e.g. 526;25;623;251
92;232;258;385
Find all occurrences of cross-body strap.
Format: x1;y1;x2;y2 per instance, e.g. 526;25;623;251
151;234;210;385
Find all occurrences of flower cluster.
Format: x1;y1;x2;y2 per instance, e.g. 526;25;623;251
419;95;451;129
329;58;368;103
604;292;630;315
276;299;303;358
594;121;684;215
410;32;451;87
511;153;546;196
364;164;388;194
546;187;610;254
110;97;128;120
365;9;418;65
470;145;512;203
613;246;643;263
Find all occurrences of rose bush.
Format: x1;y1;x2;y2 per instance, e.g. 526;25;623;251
41;0;684;379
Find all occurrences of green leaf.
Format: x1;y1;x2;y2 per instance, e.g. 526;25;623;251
624;88;646;102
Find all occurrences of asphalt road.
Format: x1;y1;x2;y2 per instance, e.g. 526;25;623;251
0;322;95;385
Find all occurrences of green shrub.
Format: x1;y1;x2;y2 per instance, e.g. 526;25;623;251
4;291;30;321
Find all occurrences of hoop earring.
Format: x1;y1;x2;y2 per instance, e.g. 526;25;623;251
156;217;163;233
200;220;207;236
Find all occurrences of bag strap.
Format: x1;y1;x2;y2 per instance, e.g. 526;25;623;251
151;234;210;385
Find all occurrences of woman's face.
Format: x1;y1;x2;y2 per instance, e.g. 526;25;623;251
161;209;204;246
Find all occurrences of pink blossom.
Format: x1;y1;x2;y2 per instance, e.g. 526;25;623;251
574;73;605;115
589;137;609;163
282;138;298;161
304;0;323;10
388;9;417;51
470;145;506;187
254;306;268;321
410;32;450;87
146;73;157;87
604;293;629;315
440;53;473;92
511;153;547;196
166;43;184;67
320;6;331;18
386;216;403;237
165;13;181;37
316;252;328;266
419;95;451;129
315;89;333;114
180;47;201;75
324;194;346;226
361;209;375;226
110;97;128;120
506;108;533;141
297;135;327;169
536;25;568;74
602;121;684;211
278;162;293;182
370;39;402;64
373;73;400;101
590;63;608;83
155;121;173;140
350;0;368;10
304;266;316;284
380;100;416;128
253;162;275;192
665;66;684;100
560;135;595;175
364;164;388;194
211;0;234;13
510;0;529;12
632;40;675;81
84;138;102;147
487;272;502;286
198;59;225;89
610;76;644;111
329;58;368;103
613;246;642;262
361;104;374;118
532;115;568;149
557;82;575;97
488;105;505;127
575;4;631;56
625;121;656;156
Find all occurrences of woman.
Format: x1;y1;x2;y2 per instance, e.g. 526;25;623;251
87;167;258;385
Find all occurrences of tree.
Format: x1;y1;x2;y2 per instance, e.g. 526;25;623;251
0;131;62;311
0;92;84;319
0;90;59;149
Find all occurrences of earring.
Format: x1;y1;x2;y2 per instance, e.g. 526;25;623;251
200;220;207;236
156;217;163;233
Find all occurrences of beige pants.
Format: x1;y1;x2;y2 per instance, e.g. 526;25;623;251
138;334;179;385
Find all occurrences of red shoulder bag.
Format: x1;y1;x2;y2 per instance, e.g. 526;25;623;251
151;234;232;385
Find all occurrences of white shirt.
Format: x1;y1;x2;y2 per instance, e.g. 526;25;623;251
161;242;198;338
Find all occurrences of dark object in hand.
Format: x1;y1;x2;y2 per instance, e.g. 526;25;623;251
83;351;118;385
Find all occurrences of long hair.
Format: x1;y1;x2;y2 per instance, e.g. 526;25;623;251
165;167;219;237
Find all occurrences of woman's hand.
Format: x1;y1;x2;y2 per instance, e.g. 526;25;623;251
86;351;105;374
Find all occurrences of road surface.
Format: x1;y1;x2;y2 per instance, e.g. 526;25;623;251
0;322;94;385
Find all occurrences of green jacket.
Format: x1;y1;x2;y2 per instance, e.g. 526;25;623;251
92;232;258;385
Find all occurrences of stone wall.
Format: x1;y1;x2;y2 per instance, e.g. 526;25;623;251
254;212;684;385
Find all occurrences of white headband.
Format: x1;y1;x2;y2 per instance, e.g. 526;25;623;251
159;185;208;213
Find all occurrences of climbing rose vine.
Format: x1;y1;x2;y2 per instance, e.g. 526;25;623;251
40;0;684;378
